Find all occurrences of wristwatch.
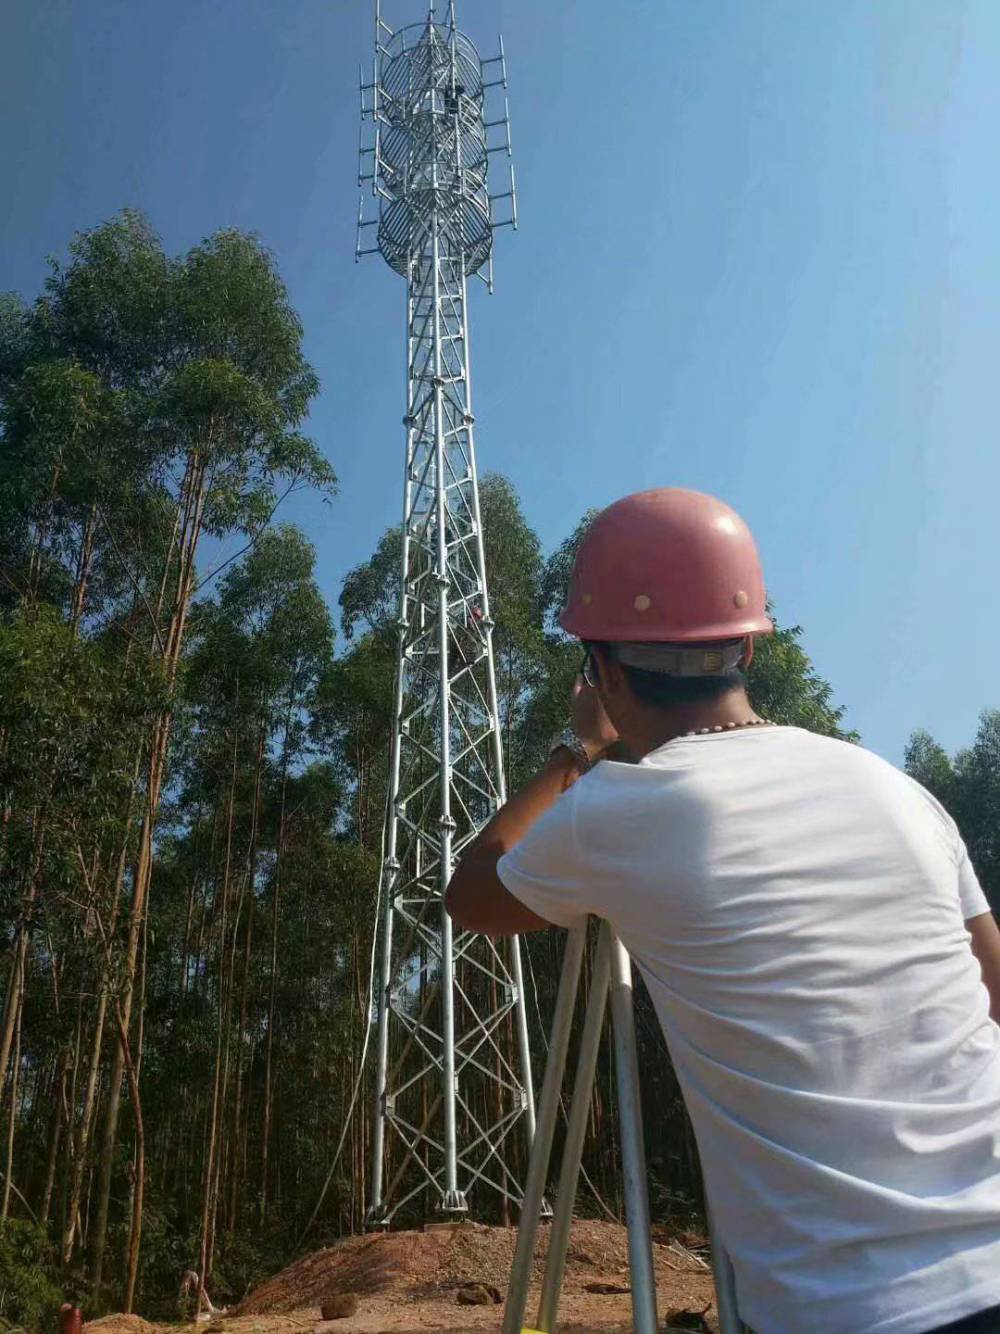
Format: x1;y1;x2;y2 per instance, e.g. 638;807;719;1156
549;730;592;774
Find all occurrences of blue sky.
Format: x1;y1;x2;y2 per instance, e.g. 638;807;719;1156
3;0;998;762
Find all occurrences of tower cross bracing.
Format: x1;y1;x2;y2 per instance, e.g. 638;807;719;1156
356;0;534;1224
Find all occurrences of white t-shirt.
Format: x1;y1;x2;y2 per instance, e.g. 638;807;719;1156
497;726;1000;1334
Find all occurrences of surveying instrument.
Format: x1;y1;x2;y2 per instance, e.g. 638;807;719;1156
501;919;744;1334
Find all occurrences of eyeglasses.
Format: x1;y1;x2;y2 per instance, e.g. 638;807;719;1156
579;649;598;688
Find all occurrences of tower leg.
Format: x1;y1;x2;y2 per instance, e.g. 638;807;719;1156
367;877;395;1226
432;214;466;1215
462;268;538;1154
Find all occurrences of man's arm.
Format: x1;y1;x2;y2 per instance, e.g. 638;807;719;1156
444;748;583;936
446;679;622;936
968;912;1000;1023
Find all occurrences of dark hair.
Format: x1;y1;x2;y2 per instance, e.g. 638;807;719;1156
585;641;746;709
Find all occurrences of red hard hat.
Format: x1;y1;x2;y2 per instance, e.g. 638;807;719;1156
559;488;773;643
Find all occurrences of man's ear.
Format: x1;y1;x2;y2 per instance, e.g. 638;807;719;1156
741;636;754;670
592;645;625;697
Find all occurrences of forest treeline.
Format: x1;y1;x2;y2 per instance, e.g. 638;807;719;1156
0;211;994;1326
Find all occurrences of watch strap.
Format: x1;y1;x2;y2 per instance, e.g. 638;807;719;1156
549;730;592;773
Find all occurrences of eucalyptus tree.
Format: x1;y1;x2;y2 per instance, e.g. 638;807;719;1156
907;712;1000;914
0;210;337;1306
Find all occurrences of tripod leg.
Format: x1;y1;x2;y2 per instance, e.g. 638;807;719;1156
501;925;587;1334
608;932;658;1334
534;924;612;1332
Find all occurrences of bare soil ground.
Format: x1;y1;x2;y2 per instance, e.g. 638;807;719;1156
84;1318;160;1334
85;1220;718;1334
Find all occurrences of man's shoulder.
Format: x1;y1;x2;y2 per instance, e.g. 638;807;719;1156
759;727;917;790
634;727;910;799
757;731;960;845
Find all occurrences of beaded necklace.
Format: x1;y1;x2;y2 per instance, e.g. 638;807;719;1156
683;718;775;738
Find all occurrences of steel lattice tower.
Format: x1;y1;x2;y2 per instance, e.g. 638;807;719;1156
356;1;536;1224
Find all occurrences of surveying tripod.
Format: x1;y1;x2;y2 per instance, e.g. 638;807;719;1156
502;920;744;1334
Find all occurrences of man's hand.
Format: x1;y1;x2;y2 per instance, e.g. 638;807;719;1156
571;678;619;761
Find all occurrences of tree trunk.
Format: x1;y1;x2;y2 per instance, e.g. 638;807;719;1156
227;721;264;1235
260;718;292;1220
1;1000;23;1218
179;816;205;999
69;504;98;634
62;984;110;1262
0;884;36;1109
198;718;239;1291
41;1050;70;1225
115;1004;144;1315
89;760;158;1298
90;453;209;1295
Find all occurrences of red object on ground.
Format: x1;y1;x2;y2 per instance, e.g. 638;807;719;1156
560;487;773;644
59;1304;82;1334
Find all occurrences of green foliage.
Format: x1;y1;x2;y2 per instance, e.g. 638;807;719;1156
175;229;314;399
953;711;1000;909
747;616;856;737
105;1203;193;1322
312;636;394;845
0;210;341;1316
339;527;402;640
0;606;161;928
207;1226;287;1309
908;712;1000;912
904;729;956;806
39;208;171;383
0;293;39;391
536;508;597;630
0;1221;62;1333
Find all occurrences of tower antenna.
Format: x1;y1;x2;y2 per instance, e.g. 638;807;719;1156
357;2;527;1225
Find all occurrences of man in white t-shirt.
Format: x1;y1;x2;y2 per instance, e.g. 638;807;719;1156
446;488;1000;1334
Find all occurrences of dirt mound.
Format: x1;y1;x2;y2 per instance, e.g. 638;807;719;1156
236;1218;707;1316
236;1229;440;1314
83;1317;158;1334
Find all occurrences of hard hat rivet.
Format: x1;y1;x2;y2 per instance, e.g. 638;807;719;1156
733;590;749;609
581;592;592;606
633;594;651;612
